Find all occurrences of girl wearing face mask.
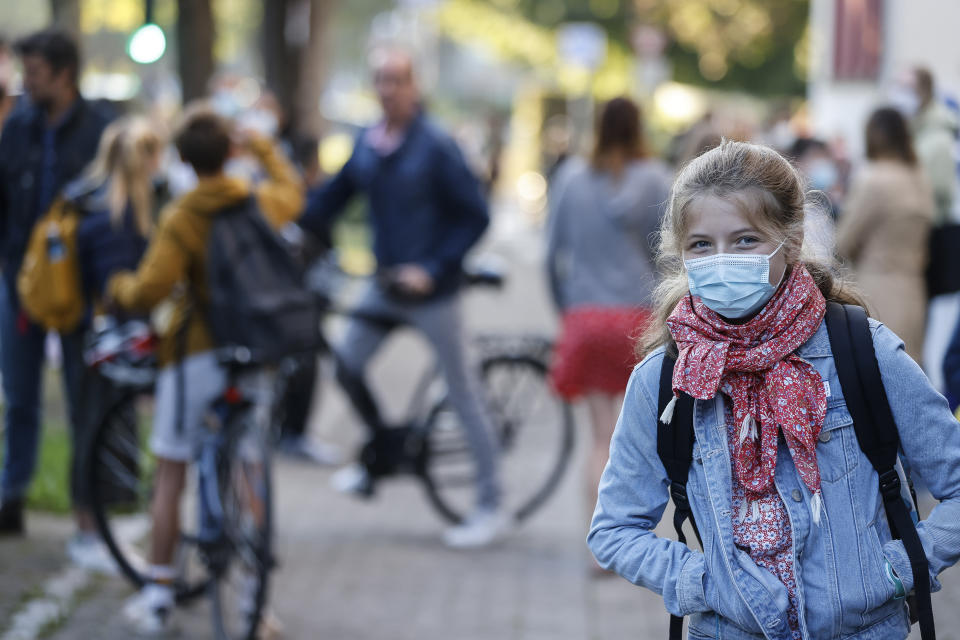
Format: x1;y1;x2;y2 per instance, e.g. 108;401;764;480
588;140;960;639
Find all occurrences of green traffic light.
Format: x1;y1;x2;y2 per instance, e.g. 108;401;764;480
128;23;166;64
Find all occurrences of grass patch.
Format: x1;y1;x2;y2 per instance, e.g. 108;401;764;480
0;367;154;515
25;418;73;514
0;415;74;514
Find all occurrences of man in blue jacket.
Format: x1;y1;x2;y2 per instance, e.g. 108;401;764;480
299;50;504;548
0;30;110;537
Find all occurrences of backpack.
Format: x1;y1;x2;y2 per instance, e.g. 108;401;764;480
657;302;934;640
17;197;86;332
204;197;322;363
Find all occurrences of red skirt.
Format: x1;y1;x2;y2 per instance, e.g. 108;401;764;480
549;306;652;401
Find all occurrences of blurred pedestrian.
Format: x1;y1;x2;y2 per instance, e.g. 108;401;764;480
789;137;844;217
276;133;341;465
298;48;506;549
0;36;17;131
76;116;163;302
904;67;958;225
104;106;303;634
589;140;960;640
58;116;164;572
545;96;670;535
836;108;934;361
0;29;110;535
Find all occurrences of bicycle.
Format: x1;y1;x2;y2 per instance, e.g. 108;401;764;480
84;259;574;634
305;257;576;525
83;318;276;640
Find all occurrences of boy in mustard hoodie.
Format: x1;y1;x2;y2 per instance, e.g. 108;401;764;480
106;106;303;634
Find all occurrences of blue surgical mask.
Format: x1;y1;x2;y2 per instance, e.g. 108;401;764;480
684;242;786;319
808;160;838;192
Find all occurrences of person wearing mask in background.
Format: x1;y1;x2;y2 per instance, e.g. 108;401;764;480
789;137;843;218
0;29;110;535
545;97;671;549
298;48;506;549
788;137;842;264
836;108;934;362
56;116;164;570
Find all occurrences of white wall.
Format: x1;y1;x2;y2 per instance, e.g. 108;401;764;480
807;0;960;156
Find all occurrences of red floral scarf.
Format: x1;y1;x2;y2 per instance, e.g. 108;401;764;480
665;265;828;522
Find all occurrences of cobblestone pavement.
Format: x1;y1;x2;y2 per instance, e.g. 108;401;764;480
15;228;960;639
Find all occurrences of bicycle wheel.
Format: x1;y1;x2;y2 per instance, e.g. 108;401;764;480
209;405;273;640
420;353;575;524
86;392;210;603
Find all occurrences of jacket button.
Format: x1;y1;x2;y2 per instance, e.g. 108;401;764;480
819;431;832;443
791;489;802;502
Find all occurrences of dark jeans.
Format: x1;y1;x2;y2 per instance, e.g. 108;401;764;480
280;355;318;440
0;282;85;502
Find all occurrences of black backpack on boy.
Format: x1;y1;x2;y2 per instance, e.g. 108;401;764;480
204;197;322;363
657;302;934;640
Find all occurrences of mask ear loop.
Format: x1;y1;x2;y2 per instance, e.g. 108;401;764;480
768;240;789;291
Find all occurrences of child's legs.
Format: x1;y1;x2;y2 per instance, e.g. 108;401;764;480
149;352;228;567
150;457;186;565
584;392;623;511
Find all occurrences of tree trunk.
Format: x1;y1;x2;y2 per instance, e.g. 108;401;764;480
262;0;335;139
176;0;215;104
295;0;334;139
49;0;81;38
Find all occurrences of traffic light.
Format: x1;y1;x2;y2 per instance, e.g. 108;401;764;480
127;0;166;64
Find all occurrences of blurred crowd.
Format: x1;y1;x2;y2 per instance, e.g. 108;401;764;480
1;17;960;632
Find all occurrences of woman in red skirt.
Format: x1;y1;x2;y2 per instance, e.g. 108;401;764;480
546;97;673;528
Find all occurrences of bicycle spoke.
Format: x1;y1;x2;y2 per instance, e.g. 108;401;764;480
421;354;574;524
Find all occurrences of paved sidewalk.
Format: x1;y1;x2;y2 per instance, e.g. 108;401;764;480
13;227;960;639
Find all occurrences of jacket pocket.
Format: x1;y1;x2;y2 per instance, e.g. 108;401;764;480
816;401;860;482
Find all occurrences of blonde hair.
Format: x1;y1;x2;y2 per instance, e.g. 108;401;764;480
85;116;163;236
639;139;864;358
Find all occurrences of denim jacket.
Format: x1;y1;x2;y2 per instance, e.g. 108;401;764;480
588;319;960;639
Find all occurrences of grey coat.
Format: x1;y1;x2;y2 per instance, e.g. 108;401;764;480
546;157;672;311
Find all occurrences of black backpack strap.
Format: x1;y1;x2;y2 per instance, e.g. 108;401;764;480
825;302;934;639
657;353;700;640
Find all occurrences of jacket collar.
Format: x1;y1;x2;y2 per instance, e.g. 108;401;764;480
28;95;86;134
362;109;426;159
795;320;831;358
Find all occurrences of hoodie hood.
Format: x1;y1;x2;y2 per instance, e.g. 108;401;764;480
176;175;251;217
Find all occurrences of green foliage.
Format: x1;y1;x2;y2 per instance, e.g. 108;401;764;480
636;0;809;95
502;0;810;96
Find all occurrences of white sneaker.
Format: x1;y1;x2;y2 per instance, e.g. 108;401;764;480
443;507;512;549
277;435;343;466
122;584;175;636
67;533;118;575
330;463;374;497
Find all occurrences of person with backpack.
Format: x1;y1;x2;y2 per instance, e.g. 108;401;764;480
13;114;166;570
588;140;960;640
103;106;303;634
298;49;505;549
0;29;110;535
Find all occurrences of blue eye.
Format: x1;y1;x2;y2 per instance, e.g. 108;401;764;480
736;236;760;247
689;240;711;251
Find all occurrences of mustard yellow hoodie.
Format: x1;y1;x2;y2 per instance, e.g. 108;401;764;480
107;136;304;365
